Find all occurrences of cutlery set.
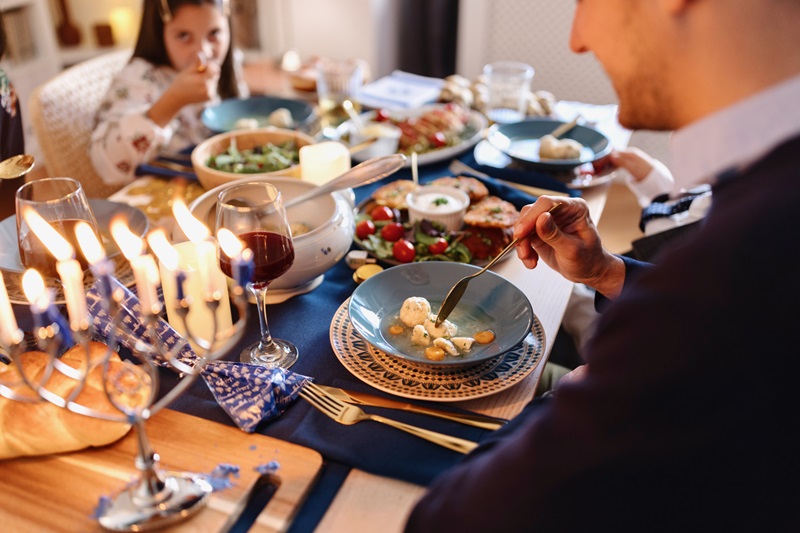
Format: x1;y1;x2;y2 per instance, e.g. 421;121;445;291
300;382;507;453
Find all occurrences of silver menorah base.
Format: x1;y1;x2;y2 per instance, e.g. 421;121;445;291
1;279;249;532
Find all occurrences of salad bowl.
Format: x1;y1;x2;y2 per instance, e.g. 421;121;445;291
191;128;316;191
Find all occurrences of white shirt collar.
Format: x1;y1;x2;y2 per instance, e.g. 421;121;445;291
669;74;800;193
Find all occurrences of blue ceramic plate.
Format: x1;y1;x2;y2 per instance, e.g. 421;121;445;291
202;96;316;134
348;262;534;367
486;118;612;172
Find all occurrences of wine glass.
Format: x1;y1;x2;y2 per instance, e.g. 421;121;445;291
15;177;100;279
216;181;299;368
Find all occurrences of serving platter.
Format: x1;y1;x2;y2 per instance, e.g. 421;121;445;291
337;104;488;167
330;299;545;402
0;200;146;304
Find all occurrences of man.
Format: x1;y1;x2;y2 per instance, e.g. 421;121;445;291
405;1;800;531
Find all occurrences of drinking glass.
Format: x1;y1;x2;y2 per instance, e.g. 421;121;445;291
483;61;535;124
316;57;364;128
15;177;100;279
216;182;299;368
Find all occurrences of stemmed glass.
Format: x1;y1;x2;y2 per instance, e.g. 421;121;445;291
216;181;299;368
15;177;100;279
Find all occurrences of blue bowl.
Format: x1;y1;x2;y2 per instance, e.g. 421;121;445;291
348;262;534;366
486;118;612;173
202;96;316;134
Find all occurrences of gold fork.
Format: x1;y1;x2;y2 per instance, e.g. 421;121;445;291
299;382;478;454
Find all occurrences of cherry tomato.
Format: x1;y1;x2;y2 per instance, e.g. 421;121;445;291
374;109;392;122
355;219;376;239
380;222;405;242
370;205;395;221
427;237;449;255
392;239;416;263
430;132;447;148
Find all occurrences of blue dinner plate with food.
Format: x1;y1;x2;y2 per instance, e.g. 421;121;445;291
348;262;534;367
202;96;316;134
486;118;612;173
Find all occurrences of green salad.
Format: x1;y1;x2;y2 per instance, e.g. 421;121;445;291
206;138;300;173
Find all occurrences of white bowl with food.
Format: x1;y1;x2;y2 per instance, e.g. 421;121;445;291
187;176;355;291
191;128;316;191
405;184;470;232
349;121;402;159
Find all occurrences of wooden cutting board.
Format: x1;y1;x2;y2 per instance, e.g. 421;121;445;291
0;409;323;532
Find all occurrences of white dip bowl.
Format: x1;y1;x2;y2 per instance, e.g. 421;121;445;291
406;185;470;232
187;176;355;291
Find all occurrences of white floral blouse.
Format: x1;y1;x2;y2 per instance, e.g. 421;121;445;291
89;58;216;187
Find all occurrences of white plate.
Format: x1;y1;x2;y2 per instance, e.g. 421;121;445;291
330;299;545;402
338;104;488;167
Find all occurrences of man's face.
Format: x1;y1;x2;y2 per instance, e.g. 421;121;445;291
569;0;678;131
163;3;230;71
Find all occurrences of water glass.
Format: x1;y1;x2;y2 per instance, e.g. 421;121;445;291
483;61;535;124
15;177;99;278
316;57;364;127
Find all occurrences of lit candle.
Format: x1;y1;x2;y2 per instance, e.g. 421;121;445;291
111;218;161;316
173;199;216;298
148;229;186;302
217;228;254;289
299;141;351;185
22;207;88;331
76;221;115;301
0;271;20;346
22;269;71;345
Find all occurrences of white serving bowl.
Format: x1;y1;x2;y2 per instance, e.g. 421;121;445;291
406;184;470;231
191;127;317;191
187;177;355;291
349;121;402;159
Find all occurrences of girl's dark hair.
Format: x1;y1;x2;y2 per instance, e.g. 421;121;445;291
133;0;241;99
0;13;7;59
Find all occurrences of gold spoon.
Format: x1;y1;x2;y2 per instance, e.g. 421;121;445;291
0;154;35;180
435;202;563;327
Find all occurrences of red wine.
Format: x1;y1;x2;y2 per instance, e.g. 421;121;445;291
18;218;96;278
219;230;294;287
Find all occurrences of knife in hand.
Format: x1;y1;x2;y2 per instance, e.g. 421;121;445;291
316;385;507;431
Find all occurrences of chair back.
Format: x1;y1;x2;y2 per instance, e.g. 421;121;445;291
27;50;132;198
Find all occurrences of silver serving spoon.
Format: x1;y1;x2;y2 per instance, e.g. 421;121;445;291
435;202;563;326
0;154;35;180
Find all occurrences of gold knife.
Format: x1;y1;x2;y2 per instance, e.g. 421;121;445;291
316;385;507;430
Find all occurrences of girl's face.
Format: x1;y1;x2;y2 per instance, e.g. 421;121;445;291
163;3;230;70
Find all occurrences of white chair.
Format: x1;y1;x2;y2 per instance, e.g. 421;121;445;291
27;49;132;198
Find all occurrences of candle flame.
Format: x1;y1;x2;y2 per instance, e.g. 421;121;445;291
147;228;179;270
22;269;46;306
75;221;106;264
21;207;74;261
110;217;144;260
217;228;243;258
173;199;210;243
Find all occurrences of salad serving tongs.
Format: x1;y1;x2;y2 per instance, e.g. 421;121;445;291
435;202;563;327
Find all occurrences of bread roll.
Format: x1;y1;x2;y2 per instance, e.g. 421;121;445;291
0;341;148;460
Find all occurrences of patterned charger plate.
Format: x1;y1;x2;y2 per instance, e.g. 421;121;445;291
329;298;546;402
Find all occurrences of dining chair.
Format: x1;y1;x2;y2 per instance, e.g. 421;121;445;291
27;49;132;198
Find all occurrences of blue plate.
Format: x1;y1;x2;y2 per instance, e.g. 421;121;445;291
348;262;534;367
486;118;612;173
202;96;316;134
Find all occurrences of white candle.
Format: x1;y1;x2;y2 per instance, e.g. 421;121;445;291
172;199;217;298
0;271;19;346
76;221;115;301
300;141;351;185
55;259;88;331
111;219;162;316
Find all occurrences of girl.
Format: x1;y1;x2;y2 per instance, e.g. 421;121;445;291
90;0;247;187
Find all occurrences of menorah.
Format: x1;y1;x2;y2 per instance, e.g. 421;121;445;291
0;196;254;531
